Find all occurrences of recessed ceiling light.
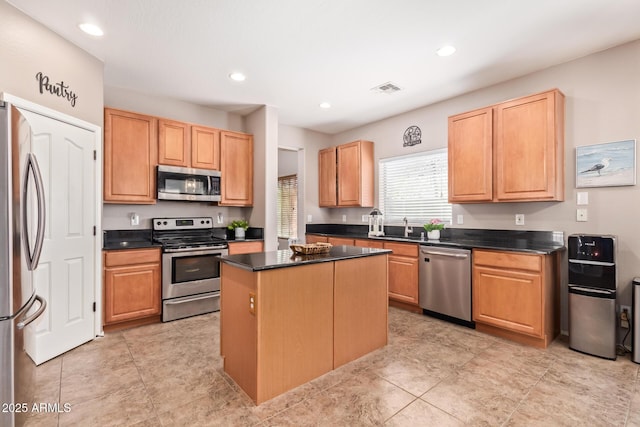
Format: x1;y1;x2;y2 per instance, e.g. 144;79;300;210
319;102;331;109
229;72;246;82
78;23;104;37
436;45;456;57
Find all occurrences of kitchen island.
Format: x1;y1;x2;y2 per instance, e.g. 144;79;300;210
218;246;390;404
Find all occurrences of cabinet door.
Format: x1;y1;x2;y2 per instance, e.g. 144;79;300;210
387;255;419;305
191;125;220;170
337;140;374;207
448;107;493;202
158;119;190;167
318;147;337;207
104;262;161;324
220;131;253;206
495;90;564;201
104;108;157;203
473;265;543;337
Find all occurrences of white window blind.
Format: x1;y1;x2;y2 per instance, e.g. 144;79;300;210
379;149;452;224
277;174;298;239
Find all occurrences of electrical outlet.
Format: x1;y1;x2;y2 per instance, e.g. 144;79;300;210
457;214;464;225
362;214;369;222
130;213;139;226
515;214;525;226
249;292;256;315
621;305;631;329
577;208;588;222
307;214;312;222
342;214;347;222
217;212;224;224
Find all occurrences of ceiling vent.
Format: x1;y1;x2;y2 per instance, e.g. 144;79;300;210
371;81;402;94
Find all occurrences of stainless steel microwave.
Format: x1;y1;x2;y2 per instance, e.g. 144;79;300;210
157;165;221;202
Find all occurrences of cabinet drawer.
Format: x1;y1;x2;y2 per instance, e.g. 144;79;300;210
104;248;161;267
228;241;264;255
383;242;418;257
354;239;385;249
473;249;541;272
306;234;329;244
328;237;355;246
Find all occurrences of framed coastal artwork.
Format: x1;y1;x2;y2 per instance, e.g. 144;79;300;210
576;139;636;188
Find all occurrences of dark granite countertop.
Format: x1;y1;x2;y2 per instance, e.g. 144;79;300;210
103;229;160;251
219;246;391;271
306;225;565;255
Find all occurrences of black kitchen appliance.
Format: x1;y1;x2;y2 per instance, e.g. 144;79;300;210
568;234;617;359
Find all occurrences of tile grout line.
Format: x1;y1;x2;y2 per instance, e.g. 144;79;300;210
123;327;165;425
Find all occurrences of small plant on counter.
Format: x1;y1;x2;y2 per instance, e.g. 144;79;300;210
423;219;445;232
228;219;249;230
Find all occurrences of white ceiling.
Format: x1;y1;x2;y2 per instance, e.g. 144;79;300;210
9;0;640;134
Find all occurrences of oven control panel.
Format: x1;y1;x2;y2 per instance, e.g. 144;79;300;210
153;217;213;230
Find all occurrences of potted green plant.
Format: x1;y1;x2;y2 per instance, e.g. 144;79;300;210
228;219;249;240
423;219;445;240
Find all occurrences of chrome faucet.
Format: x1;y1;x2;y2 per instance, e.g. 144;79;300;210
402;217;413;237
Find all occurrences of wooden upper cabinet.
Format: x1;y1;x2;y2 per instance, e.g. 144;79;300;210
448;107;494;202
220;131;253;206
337;140;374;207
158;119;190;167
318;140;374;208
495;90;564;201
104;108;157;204
159;120;221;171
191;125;220;170
448;89;564;203
318;147;337;207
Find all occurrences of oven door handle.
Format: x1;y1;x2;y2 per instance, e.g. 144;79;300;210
164;246;228;253
165;294;219;305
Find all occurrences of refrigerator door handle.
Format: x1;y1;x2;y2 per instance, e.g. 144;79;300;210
22;153;46;271
17;295;47;329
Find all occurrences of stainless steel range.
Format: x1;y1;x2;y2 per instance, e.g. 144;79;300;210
153;217;228;322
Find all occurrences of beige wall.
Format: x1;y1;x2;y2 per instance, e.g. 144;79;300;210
323;39;640;312
0;1;104;125
104;85;244;130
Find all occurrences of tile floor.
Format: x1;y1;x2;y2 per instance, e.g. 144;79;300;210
22;307;640;426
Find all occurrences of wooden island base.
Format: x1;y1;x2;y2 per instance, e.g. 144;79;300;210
220;253;388;405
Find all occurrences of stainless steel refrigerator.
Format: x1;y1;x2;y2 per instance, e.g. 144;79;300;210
1;102;48;427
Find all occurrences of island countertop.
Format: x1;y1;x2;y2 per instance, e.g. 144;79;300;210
218;245;391;271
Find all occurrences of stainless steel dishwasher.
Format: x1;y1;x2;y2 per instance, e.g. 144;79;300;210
419;245;474;328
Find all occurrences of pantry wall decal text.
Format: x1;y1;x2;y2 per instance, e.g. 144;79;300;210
35;72;78;107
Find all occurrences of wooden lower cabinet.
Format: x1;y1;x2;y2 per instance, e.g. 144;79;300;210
103;248;161;330
383;242;419;308
305;234;328;244
328;236;355;246
220;254;387;404
472;249;558;348
228;240;264;255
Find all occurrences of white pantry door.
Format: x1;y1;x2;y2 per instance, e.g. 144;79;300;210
20;107;96;365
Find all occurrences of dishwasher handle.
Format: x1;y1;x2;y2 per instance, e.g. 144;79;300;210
420;248;469;259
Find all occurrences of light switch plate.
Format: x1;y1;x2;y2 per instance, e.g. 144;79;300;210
457;215;464;225
362;214;369;222
130;213;139;226
577;191;589;205
515;214;525;226
342;214;347;223
577;208;588;222
307;214;312;222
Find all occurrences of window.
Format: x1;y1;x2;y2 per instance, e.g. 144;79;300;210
379;148;452;224
277;174;298;238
